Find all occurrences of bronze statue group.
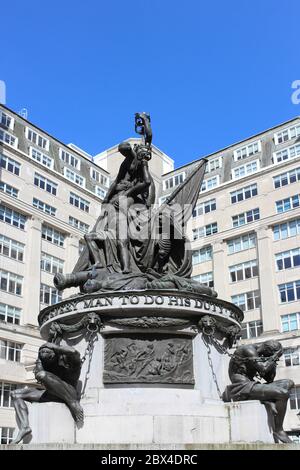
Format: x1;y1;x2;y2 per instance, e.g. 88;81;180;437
10;113;295;445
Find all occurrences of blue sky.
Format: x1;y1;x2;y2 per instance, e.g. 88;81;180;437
1;0;300;167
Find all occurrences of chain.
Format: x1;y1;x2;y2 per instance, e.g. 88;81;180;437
201;329;234;400
80;328;99;398
203;334;223;399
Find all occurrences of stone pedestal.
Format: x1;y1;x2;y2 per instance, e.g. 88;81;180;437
24;289;274;445
25;399;273;444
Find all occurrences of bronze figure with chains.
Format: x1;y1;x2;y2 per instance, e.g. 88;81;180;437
222;340;294;443
10;315;100;444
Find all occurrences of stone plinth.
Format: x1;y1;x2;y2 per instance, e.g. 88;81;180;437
23;399;273;444
24;290;272;446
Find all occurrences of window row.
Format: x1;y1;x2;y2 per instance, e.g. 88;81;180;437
33;198;56;216
229;260;258;283
231;290;261;312
192;272;214;287
0;181;19;198
278;280;300;303
163;173;185;191
0;270;23;296
241;320;263;339
192;223;218;240
276;194;299;214
273;218;300;241
0;205;27;229
40;284;62;305
273;167;300;189
0;339;22;362
0;154;20;175
232;208;260;228
0;235;24;261
0;110;14;129
41;253;64;274
193;199;216;217
275;248;300;271
69;216;89;233
0;303;21;325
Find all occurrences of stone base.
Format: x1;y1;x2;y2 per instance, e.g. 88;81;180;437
21;399;274;445
3;443;300;450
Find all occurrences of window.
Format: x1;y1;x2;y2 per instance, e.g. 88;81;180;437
273;144;300;164
0;205;26;230
33;198;56;216
192;223;218;240
95;186;107;200
0;110;14;129
278;281;300;303
40;284;62;305
281;313;300;332
205;157;222;173
192;246;212;264
69;192;90;212
0;270;23;296
232;160;259;180
64;167;85;187
41;253;64;274
290;386;300;410
0;154;20;175
241;320;263;339
41;224;65;247
284;348;300;367
230;184;257;204
69;216;89;233
0;235;24;262
234;141;261;161
59;148;80;169
0;182;18;198
201;176;220;192
227;233;256;254
232;208;260;228
0;382;19;407
192;272;214;287
163;173;185;191
193;199;216;217
30;147;53;169
273;218;300;241
0;129;17;148
229;260;258;283
0;340;22;362
91;168;109;187
231;290;261;311
276;248;300;271
276;194;300;214
275;124;300;144
0;427;15;444
26;127;49;150
273;167;300;189
34;173;57;195
0;303;21;325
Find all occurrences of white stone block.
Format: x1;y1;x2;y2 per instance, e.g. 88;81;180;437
227;400;274;443
76;415;153;444
28;403;75;443
153;415;230;443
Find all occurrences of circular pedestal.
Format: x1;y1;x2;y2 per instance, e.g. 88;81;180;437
36;289;245;444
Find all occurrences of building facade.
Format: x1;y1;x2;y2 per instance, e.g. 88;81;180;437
0;103;300;442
